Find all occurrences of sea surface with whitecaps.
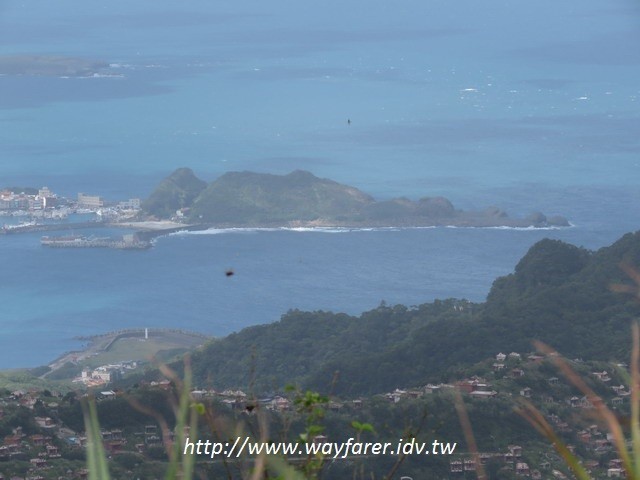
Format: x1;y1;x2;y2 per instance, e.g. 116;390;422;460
0;0;639;367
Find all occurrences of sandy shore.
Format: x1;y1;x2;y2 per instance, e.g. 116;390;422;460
109;220;189;230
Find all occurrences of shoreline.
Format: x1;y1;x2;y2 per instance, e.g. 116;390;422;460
108;220;188;230
40;328;212;378
3;216;573;242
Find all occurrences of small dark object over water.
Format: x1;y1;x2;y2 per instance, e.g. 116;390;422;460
225;269;234;277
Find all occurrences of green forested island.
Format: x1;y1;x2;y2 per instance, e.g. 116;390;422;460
141;168;570;228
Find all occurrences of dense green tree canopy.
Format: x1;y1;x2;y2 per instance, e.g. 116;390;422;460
173;232;640;395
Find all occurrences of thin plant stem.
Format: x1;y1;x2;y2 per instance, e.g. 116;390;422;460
454;391;487;480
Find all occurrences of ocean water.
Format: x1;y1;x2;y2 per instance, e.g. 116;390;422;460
0;0;639;367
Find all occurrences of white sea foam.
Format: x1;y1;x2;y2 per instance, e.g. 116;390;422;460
68;73;125;79
171;227;275;236
167;224;572;237
109;63;134;69
444;224;574;231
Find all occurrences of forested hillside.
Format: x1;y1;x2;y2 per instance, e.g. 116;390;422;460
180;232;640;395
141;167;207;218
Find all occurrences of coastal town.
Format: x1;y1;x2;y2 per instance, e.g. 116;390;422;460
0;186;141;222
0;186;182;249
0;349;631;479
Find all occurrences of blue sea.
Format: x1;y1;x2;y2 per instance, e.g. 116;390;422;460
0;0;639;367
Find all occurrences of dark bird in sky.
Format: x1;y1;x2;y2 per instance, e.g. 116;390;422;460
347;118;351;125
225;269;234;277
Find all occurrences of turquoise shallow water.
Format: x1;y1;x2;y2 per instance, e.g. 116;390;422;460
0;0;639;366
0;204;637;369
